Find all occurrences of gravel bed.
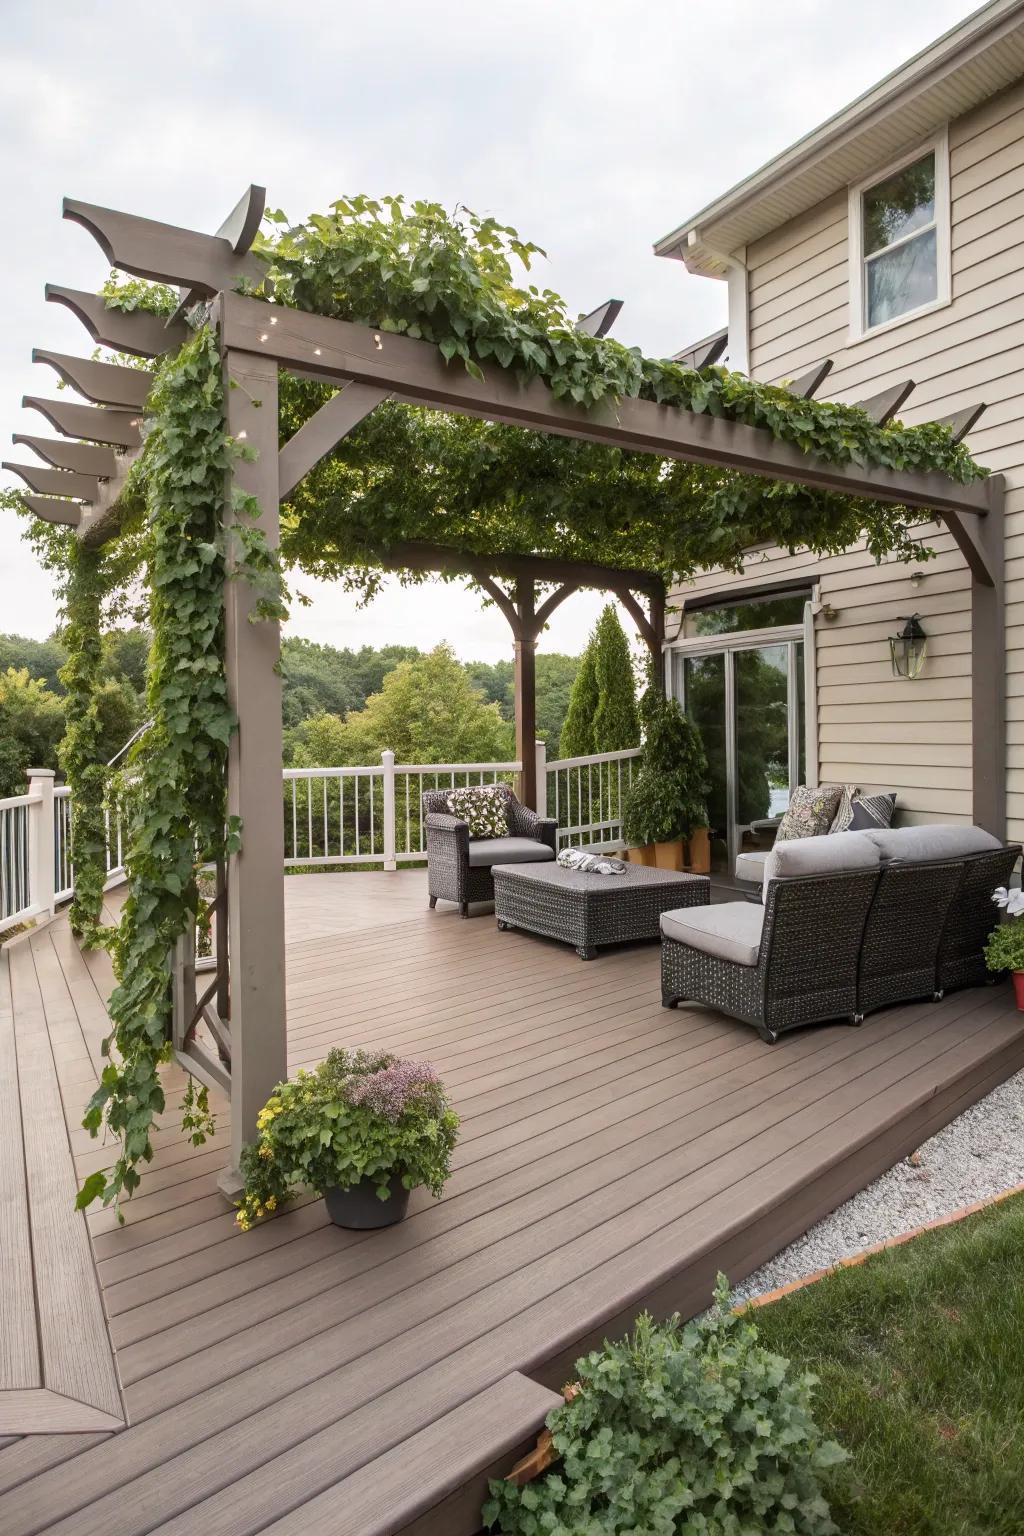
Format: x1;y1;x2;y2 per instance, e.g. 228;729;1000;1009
733;1066;1024;1305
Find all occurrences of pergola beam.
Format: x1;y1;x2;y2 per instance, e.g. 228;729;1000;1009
215;295;990;521
379;540;663;596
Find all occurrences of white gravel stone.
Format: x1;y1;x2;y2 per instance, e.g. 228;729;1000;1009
733;1066;1024;1305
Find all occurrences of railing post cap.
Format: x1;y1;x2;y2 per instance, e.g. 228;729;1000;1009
25;767;56;779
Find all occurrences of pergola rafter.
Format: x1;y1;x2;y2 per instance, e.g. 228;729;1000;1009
5;185;1005;1185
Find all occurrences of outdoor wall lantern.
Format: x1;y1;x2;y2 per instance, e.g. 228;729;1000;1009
889;613;928;679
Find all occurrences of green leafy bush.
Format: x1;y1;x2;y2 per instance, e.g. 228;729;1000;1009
984;916;1024;973
484;1279;847;1536
237;1048;459;1230
623;696;709;846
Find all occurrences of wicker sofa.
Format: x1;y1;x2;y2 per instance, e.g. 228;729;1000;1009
422;786;557;915
661;824;1021;1043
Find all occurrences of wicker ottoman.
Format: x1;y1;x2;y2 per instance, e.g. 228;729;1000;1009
492;861;710;960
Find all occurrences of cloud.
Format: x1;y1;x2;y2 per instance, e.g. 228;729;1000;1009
0;0;975;648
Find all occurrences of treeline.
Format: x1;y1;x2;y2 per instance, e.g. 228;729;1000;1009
0;630;581;793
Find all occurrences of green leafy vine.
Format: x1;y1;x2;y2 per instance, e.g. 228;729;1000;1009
59;540;108;944
79;324;239;1214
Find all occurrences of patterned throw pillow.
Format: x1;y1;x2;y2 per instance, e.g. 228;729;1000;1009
774;783;844;843
446;785;509;838
831;788;897;832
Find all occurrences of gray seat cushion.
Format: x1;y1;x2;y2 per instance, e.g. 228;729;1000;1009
661;901;764;967
735;851;768;884
761;829;880;896
468;837;556;867
864;823;1001;862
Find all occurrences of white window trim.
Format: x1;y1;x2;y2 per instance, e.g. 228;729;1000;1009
847;126;950;344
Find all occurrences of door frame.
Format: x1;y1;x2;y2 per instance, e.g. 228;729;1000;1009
668;614;814;873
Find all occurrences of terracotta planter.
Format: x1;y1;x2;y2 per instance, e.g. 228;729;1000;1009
684;826;711;875
1013;971;1024;1011
323;1172;410;1229
653;839;684;871
625;844;656;866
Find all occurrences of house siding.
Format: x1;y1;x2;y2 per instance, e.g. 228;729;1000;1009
671;78;1024;834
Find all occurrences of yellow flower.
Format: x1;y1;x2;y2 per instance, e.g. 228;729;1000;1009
265;1196;277;1211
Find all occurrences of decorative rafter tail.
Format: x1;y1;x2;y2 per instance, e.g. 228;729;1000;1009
63;193;268;295
852;380;915;425
32;349;151;411
784;360;833;399
16;494;83;528
2;461;98;502
933;403;986;443
673;328;728;371
22;395;142;448
12;433;117;477
45;284;189;358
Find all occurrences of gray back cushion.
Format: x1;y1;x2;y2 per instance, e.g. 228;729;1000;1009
864;823;1001;862
762;830;880;895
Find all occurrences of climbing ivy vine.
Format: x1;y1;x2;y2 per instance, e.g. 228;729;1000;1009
259;196;984;598
78;325;239;1213
59;540;108;944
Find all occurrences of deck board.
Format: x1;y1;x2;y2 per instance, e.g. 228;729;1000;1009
2;870;1023;1535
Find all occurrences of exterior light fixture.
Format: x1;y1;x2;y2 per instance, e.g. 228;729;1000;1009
889;613;927;679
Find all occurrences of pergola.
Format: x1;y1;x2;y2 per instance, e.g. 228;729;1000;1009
5;184;1004;1188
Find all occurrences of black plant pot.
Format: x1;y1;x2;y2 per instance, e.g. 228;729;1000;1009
323;1172;410;1229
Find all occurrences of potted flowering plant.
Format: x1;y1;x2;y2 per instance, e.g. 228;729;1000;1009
986;885;1024;1009
237;1048;459;1231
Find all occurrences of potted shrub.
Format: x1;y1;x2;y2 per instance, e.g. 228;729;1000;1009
986;885;1024;1008
622;696;709;871
236;1048;459;1231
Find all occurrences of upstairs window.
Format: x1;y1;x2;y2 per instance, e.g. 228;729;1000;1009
849;130;950;339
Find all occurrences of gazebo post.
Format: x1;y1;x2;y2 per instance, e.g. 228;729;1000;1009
219;346;288;1195
513;577;539;809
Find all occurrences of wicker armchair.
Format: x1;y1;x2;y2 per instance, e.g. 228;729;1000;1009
422;786;557;915
936;844;1023;993
661;866;880;1044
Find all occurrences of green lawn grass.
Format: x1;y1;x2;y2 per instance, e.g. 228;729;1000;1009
750;1191;1024;1536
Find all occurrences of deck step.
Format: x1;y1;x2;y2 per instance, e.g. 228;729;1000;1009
261;1372;562;1536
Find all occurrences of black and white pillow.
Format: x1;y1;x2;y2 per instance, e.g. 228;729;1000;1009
446;785;509;838
831;786;897;833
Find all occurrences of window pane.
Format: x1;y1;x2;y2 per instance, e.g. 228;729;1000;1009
863;152;935;255
733;645;789;829
866;226;937;327
683;653;727;872
686;589;810;638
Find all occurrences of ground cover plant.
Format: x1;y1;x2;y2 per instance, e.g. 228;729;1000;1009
751;1191;1024;1535
485;1277;846;1535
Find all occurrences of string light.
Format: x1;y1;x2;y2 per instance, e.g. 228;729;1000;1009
314;348;322;356
237;429;247;440
260;333;269;343
374;333;383;350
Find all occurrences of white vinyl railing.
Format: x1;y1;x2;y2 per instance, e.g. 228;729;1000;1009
2;744;642;928
0;771;130;936
543;746;642;851
284;752;522;868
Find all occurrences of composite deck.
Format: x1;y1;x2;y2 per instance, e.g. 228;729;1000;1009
2;870;1024;1534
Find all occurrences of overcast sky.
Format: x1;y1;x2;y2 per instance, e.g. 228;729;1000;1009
0;0;976;662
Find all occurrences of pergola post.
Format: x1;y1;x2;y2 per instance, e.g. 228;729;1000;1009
970;473;1006;836
219;347;288;1195
513;578;539;809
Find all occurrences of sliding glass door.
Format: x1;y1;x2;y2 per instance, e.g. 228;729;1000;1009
674;628;806;875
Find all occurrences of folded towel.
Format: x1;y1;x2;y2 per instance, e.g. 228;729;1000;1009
556;847;626;875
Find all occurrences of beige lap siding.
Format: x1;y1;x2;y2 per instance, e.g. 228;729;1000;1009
674;77;1024;836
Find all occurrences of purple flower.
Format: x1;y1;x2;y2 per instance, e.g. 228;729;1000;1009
347;1059;442;1122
